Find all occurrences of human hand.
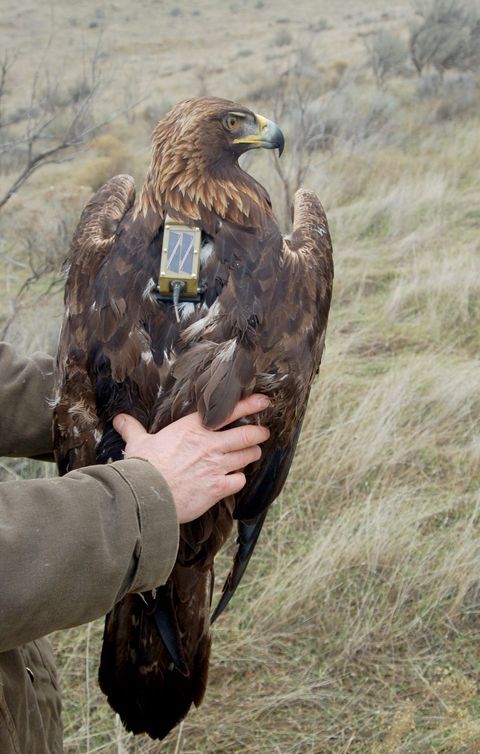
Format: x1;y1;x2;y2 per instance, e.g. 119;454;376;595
113;395;270;524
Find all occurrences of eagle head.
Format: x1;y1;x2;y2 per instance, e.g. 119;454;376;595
138;97;284;226
154;96;284;163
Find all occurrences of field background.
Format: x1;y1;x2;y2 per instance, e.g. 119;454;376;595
1;0;480;752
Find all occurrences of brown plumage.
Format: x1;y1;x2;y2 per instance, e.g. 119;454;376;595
53;96;333;740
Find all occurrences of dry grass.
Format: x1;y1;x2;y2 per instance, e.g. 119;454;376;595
1;0;480;751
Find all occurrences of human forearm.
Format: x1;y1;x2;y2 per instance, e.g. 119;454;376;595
0;343;55;459
0;458;178;652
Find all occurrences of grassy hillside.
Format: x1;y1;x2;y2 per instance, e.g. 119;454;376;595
1;0;480;752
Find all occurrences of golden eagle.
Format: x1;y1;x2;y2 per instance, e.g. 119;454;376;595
53;97;333;740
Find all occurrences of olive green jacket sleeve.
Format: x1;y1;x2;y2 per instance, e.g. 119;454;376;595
0;344;179;653
0;342;56;460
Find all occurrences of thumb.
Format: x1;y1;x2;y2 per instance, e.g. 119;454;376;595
113;413;147;443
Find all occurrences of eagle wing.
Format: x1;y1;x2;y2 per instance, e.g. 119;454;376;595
212;188;334;620
54;174;137;472
53;174;178;472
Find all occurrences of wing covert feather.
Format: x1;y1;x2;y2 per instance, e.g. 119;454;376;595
54;175;136;472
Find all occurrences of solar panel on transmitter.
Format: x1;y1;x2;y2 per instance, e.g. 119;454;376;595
159;216;202;299
167;230;195;275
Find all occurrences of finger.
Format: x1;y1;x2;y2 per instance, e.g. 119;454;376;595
213;394;270;430
221;471;247;497
113;413;148;443
222;445;262;473
218;423;270;453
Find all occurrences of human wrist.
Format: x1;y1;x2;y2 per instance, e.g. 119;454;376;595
110;459;179;591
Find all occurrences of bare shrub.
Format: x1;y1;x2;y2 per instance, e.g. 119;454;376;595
248;52;401;225
73;134;133;190
237;48;253;58
326;84;400;148
0;36;142;345
0;187;90;339
273;29;292;47
308;19;331;32
439;69;477;110
249;49;334;224
410;0;480;74
434;71;477;118
415;68;443;97
68;78;94;105
142;97;173;128
416;69;477;119
366;30;409;87
0;35;140;212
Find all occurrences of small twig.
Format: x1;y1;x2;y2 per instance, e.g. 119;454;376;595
115;714;128;754
412;664;449;711
173;720;185;754
85;621;92;752
0;253;28;269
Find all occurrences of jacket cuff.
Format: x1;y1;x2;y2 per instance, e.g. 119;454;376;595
109;459;179;592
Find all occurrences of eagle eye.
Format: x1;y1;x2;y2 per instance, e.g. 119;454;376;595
224;113;243;132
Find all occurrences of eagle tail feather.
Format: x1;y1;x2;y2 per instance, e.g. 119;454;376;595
211;510;268;623
152;586;189;676
99;569;212;740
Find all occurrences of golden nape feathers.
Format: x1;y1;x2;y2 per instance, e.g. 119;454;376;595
53;96;333;740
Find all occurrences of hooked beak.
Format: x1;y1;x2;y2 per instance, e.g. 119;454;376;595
233;113;285;156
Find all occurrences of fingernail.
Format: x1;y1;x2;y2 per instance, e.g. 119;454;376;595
254;395;270;409
113;414;125;431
